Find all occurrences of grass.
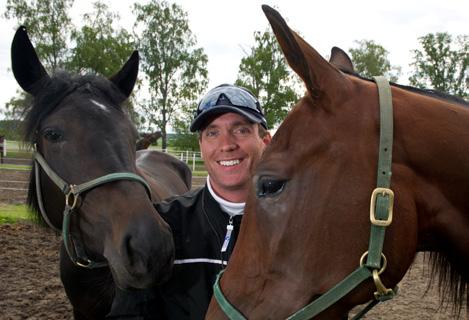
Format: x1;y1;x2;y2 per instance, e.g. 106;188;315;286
0;204;31;224
192;170;208;177
4;150;32;159
0;163;32;170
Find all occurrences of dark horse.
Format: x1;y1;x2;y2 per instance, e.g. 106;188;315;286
11;27;191;319
206;6;468;320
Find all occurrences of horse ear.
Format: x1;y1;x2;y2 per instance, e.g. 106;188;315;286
262;5;346;100
11;26;50;96
329;47;354;73
110;50;139;99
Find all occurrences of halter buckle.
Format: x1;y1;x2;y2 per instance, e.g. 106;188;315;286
370;187;394;227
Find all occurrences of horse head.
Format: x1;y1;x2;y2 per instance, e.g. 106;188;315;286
12;26;174;293
207;5;469;319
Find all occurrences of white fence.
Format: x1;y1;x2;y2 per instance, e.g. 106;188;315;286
0;140;205;172
160;148;203;172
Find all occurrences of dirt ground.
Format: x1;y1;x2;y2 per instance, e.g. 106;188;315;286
0;169;467;319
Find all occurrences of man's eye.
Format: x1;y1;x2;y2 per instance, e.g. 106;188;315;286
43;129;64;142
205;130;219;137
234;126;251;135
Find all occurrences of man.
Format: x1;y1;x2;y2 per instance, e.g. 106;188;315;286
155;84;271;319
107;84;270;320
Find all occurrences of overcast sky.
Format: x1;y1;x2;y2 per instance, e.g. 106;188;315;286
0;0;468;118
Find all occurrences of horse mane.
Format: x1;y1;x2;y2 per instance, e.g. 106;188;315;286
24;70;129;228
339;69;469;108
425;252;468;317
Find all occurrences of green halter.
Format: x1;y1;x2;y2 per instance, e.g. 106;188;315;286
33;150;152;269
213;76;398;319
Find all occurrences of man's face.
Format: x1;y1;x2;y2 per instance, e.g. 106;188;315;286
199;112;271;202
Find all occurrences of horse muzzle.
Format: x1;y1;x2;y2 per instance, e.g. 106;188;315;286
104;208;175;290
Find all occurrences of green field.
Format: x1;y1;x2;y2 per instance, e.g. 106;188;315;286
0;163;32;170
0;204;31;224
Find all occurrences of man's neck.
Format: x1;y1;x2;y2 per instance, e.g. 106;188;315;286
207;177;246;215
206;176;248;203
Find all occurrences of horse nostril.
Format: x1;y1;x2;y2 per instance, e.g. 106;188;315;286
123;234;150;274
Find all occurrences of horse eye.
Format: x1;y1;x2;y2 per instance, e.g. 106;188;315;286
256;177;286;198
43;129;64;143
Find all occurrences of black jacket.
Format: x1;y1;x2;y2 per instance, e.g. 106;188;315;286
154;185;242;320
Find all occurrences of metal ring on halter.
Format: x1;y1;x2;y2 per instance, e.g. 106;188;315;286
359;251;388;275
65;189;79;209
75;258;93;268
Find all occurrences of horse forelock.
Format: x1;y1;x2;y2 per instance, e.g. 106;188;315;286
23;71;127;145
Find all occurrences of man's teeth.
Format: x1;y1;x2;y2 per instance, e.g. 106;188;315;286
219;159;240;167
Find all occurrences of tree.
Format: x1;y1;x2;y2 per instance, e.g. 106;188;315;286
235;30;300;128
67;1;134;77
348;40;401;82
409;33;468;98
3;0;74;119
4;0;74;72
133;0;208;150
66;1;143;128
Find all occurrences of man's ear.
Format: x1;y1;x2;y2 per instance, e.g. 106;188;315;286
262;132;272;146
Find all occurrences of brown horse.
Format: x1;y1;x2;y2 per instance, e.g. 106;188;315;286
11;27;191;319
206;5;468;320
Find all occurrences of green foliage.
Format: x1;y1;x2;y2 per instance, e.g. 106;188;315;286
4;0;74;72
133;0;208;150
0;120;23;140
349;40;401;82
67;1;134;77
409;33;468;98
3;0;74;119
169;133;200;151
235;30;300;128
66;1;143;126
2;91;32;121
3;0;143;123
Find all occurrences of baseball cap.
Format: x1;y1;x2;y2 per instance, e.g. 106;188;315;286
190;84;267;132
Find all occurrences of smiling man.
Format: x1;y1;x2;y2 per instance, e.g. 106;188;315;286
153;84;271;319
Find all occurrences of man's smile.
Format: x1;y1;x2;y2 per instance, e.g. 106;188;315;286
217;159;242;167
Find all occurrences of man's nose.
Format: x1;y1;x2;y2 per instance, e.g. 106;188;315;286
219;132;238;152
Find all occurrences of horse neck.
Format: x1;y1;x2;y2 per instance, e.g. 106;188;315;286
395;91;469;203
395;90;469;265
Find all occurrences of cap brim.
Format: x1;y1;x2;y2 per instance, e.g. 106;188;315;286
190;105;266;132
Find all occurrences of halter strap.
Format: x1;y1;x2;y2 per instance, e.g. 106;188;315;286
213;76;397;319
33;150;152;269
